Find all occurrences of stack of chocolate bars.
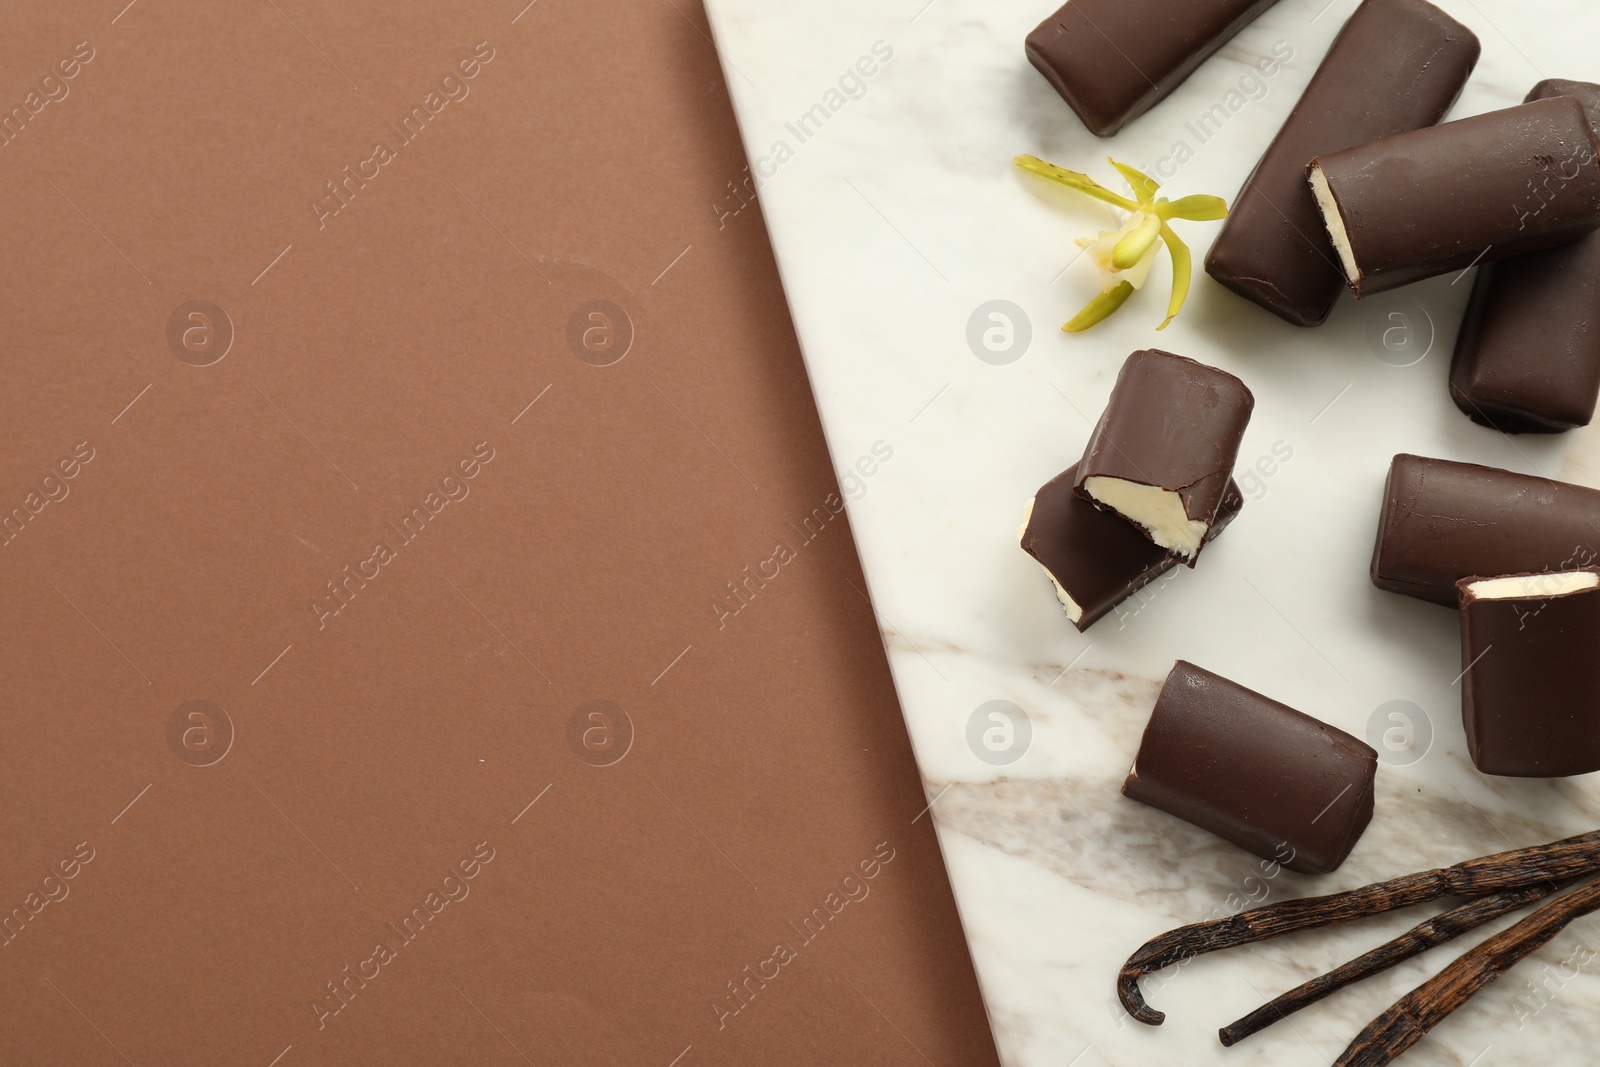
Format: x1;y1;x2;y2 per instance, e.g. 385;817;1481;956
1019;348;1251;632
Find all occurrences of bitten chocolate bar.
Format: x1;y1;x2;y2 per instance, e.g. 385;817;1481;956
1020;464;1244;632
1205;0;1478;326
1451;80;1600;433
1457;570;1600;777
1123;662;1377;874
1024;0;1282;137
1074;350;1253;565
1309;96;1600;297
1371;454;1600;606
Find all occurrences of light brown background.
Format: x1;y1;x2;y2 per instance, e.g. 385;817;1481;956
0;1;999;1063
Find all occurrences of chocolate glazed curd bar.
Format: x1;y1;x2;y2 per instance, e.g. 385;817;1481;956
1024;0;1282;137
1073;349;1253;566
1020;463;1244;632
1122;661;1377;875
1457;570;1600;777
1309;95;1600;297
1450;80;1600;433
1205;0;1478;326
1371;454;1600;607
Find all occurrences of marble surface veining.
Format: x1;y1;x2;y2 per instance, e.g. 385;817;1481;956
702;1;1600;1063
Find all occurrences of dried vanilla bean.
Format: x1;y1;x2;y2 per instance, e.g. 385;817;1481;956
1219;880;1561;1046
1334;875;1600;1067
1117;829;1600;1024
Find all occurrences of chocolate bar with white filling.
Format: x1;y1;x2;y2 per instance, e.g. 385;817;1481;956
1205;0;1479;326
1309;96;1600;297
1073;349;1253;566
1020;463;1243;631
1457;570;1600;777
1370;454;1600;607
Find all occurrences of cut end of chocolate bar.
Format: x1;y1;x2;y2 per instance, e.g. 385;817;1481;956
1307;162;1361;290
1456;567;1600;776
1372;453;1600;606
1081;476;1208;559
1203;0;1479;325
1020;462;1245;632
1019;495;1086;625
1461;569;1600;601
1309;97;1600;296
1074;350;1253;568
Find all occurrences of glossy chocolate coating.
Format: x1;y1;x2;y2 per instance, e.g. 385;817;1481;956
1021;464;1244;632
1450;80;1600;433
1371;454;1600;606
1312;96;1600;296
1205;0;1478;326
1122;661;1377;874
1024;0;1281;137
1457;571;1600;777
1073;349;1253;567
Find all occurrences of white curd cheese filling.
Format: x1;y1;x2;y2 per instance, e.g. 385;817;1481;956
1019;496;1085;624
1309;163;1361;286
1466;570;1600;601
1082;476;1208;559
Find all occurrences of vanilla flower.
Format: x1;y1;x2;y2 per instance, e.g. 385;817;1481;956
1079;211;1162;292
1016;155;1229;332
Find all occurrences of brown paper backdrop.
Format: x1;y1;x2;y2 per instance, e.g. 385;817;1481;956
0;1;999;1063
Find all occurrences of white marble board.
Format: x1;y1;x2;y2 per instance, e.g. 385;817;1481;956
702;1;1600;1064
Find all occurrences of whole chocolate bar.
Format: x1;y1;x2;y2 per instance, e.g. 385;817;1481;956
1205;0;1478;326
1371;454;1600;606
1123;661;1377;874
1457;570;1600;777
1020;464;1244;632
1025;0;1282;138
1074;349;1253;565
1309;96;1600;297
1450;80;1600;433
